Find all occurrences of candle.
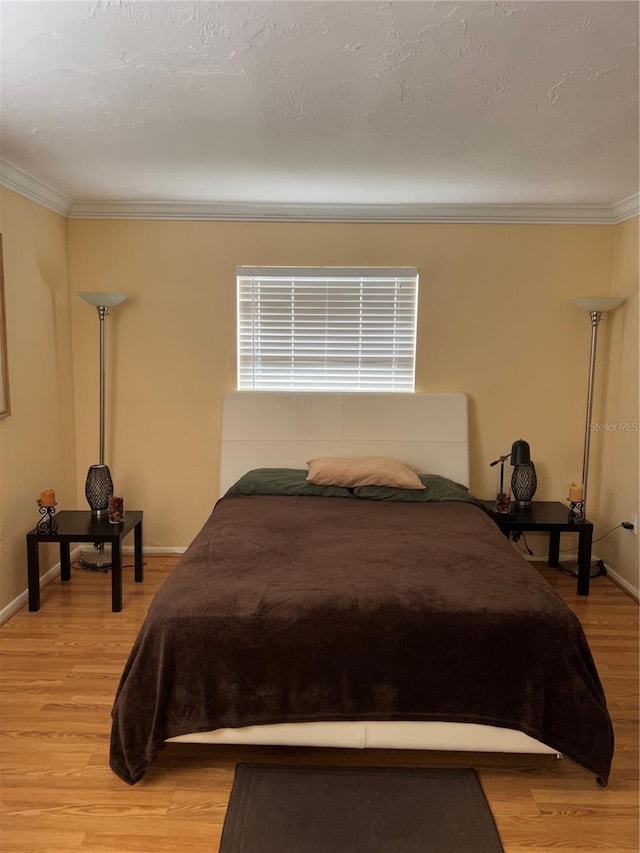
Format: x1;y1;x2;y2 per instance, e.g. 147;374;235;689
108;496;125;524
568;482;584;502
39;489;56;507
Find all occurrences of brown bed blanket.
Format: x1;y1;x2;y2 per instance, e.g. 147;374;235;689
110;496;613;785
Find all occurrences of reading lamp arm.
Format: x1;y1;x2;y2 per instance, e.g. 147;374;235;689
490;453;511;467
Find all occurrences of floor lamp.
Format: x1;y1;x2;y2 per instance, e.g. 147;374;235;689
78;291;127;569
573;296;626;516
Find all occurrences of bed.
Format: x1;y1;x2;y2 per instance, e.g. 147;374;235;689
110;392;613;785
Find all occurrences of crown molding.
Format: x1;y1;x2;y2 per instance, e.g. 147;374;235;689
0;159;72;216
1;158;636;223
68;199;622;224
611;192;640;223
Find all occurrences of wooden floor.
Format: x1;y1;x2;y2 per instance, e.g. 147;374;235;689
1;555;638;853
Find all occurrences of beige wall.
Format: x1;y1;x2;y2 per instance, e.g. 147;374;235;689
67;220;618;552
0;188;77;610
595;216;639;592
2;207;636;613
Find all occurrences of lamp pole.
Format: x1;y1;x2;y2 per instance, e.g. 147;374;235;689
581;310;601;513
97;305;109;466
77;293;127;568
573;296;626;518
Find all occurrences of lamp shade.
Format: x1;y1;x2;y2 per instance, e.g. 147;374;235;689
510;439;530;465
78;291;127;308
573;296;625;313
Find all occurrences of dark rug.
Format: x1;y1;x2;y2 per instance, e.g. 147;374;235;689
219;763;504;853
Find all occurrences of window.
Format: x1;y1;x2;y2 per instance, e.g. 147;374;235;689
237;267;418;392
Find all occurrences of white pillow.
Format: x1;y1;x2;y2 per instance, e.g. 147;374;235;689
306;456;425;490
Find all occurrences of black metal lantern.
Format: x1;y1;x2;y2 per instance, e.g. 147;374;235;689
491;439;536;510
85;464;113;516
509;439;536;506
511;462;537;506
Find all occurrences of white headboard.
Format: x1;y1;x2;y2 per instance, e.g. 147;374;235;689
220;392;469;496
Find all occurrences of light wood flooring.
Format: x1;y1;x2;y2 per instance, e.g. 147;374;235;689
1;555;638;852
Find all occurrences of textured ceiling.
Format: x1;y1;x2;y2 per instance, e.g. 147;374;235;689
1;0;638;212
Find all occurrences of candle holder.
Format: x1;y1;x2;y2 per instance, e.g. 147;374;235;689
36;500;58;533
568;500;585;523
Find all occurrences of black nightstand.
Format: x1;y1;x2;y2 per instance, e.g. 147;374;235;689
26;510;143;612
481;501;594;596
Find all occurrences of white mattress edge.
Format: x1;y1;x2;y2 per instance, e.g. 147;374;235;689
167;720;559;755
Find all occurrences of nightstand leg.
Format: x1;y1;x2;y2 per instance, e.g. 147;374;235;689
27;541;41;611
60;543;71;581
549;531;561;568
111;541;122;612
577;527;593;596
134;519;143;582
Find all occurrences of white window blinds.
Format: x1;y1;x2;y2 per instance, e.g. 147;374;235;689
237;267;418;392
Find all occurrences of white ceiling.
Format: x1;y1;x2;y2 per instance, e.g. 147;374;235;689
1;0;638;220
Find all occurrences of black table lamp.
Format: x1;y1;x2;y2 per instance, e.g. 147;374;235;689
510;439;537;507
491;439;537;511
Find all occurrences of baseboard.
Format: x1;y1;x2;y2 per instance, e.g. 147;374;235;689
520;551;639;601
519;552;593;563
0;547;82;627
121;546;186;556
601;562;640;601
